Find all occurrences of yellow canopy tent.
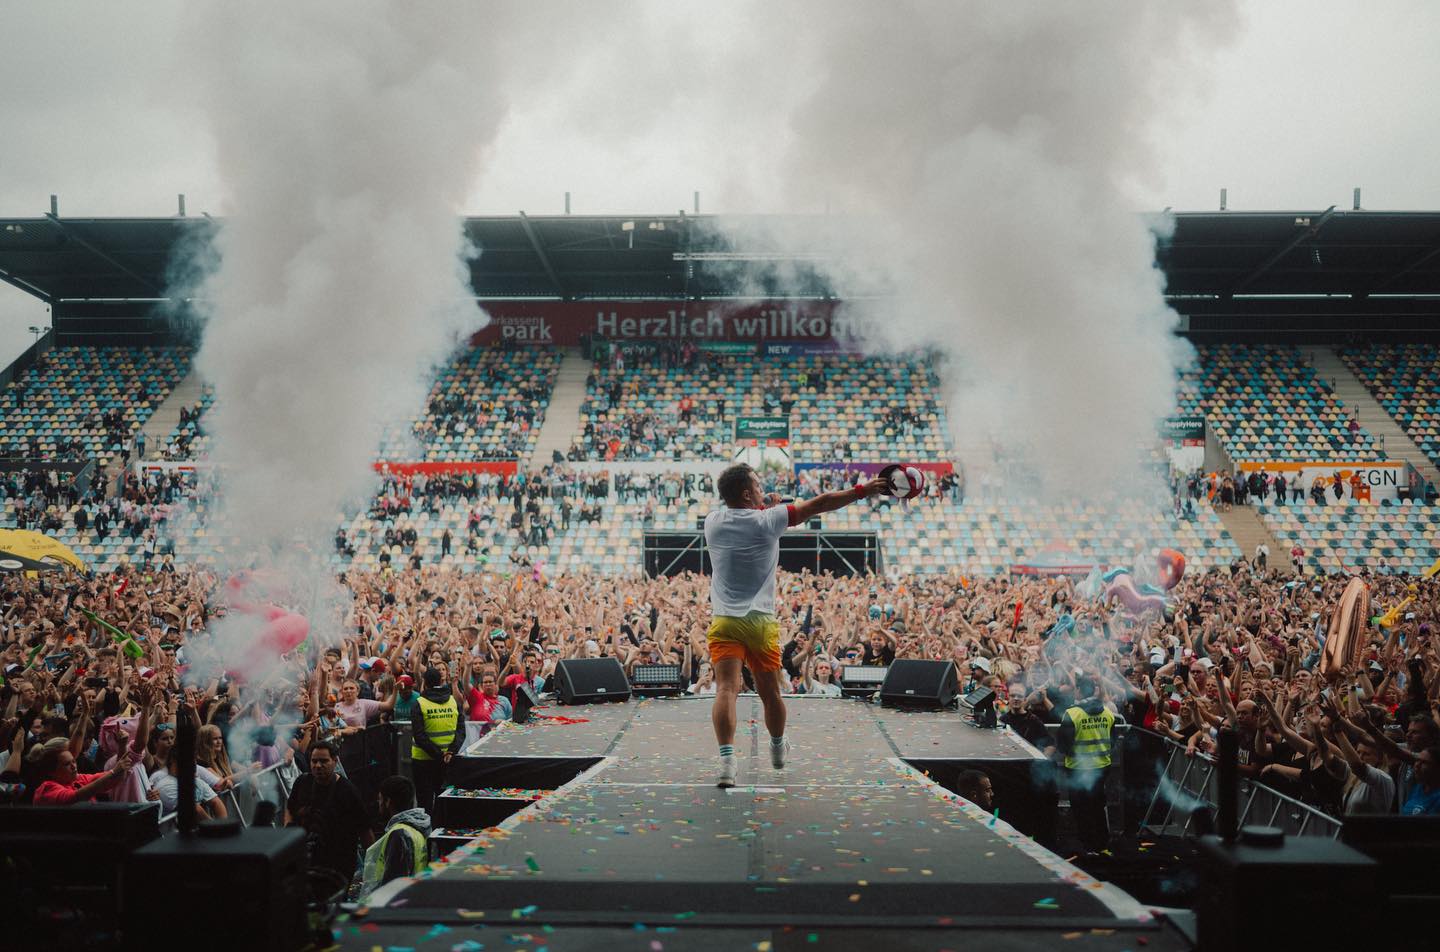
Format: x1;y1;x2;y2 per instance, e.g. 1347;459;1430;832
0;528;89;574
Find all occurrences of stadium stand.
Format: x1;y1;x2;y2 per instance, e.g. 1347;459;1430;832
571;350;950;462
78;465;1240;578
1339;344;1440;469
1256;499;1440;574
161;385;214;460
378;346;560;461
766;494;1240;576
1177;344;1383;460
0;346;190;466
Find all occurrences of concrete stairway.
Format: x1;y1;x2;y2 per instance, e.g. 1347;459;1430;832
528;347;590;466
138;370;205;460
1217;505;1289;574
1300;346;1440;488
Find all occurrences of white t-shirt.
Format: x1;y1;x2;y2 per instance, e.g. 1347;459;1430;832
809;681;842;697
1343;763;1396;816
151;767;219;813
704;505;792;617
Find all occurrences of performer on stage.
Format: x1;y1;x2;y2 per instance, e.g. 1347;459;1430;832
705;463;887;787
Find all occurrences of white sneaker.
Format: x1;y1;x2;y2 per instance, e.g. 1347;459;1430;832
717;755;737;788
770;738;790;769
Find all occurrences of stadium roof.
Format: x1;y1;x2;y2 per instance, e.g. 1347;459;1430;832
2;209;1439;304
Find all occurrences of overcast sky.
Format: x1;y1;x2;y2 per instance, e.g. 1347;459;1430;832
2;0;1438;365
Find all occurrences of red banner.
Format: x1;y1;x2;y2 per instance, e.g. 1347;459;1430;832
470;300;858;346
374;461;518;476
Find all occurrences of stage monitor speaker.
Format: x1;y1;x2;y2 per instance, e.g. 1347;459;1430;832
513;681;540;723
1196;830;1376;952
879;659;958;709
554;657;632;705
124;827;308;951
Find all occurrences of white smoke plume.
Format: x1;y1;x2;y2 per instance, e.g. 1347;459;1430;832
169;2;570;662
746;1;1239;496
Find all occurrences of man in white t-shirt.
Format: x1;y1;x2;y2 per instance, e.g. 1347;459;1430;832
704;463;886;787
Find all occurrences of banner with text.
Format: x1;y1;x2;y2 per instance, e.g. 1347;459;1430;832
1236;460;1409;502
136;460;208;475
761;340;848;357
1162;415;1206;471
794;461;955;480
735;416;791;446
1162;416;1205;445
472;300;860;347
373;461;518;477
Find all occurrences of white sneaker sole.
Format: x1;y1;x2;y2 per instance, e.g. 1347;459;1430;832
770;740;790;769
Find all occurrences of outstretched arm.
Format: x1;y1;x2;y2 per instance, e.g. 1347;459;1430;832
788;477;889;525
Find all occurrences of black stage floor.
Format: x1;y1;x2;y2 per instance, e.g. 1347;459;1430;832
341;697;1191;951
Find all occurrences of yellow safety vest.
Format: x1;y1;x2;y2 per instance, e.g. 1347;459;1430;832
360;822;428;900
411;695;458;761
1063;705;1115;770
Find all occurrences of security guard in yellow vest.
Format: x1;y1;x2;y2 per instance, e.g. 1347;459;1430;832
1057;675;1116;854
359;775;431;901
411;667;466;813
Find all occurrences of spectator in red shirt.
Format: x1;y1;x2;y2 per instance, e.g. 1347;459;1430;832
29;737;134;806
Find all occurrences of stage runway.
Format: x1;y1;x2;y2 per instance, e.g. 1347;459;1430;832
344;697;1191;951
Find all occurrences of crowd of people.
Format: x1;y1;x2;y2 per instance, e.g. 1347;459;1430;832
409;381;547;461
569;348;740;461
2;433;1439;896
159;396;211;460
2;550;1435;831
1181;465;1423;510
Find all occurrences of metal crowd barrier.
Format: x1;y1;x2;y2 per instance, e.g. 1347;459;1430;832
1140;732;1343;840
156;719;413;837
157;758;301;834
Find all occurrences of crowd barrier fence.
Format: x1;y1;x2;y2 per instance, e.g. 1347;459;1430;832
1139;729;1343;839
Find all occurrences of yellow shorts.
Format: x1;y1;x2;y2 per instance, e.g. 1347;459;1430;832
707;612;782;673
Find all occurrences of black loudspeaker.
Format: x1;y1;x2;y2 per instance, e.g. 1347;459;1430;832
513;681;540;722
878;659;958;709
0;802;161;936
554;657;632;705
1196;830;1377;952
1340;815;1440;900
124;827;308;951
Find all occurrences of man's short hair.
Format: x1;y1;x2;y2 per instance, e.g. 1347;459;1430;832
956;769;989;800
310;739;340;760
1408;714;1439;739
380;775;416;809
717;464;756;506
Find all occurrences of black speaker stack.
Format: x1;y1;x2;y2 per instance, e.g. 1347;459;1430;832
554;657;633;704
